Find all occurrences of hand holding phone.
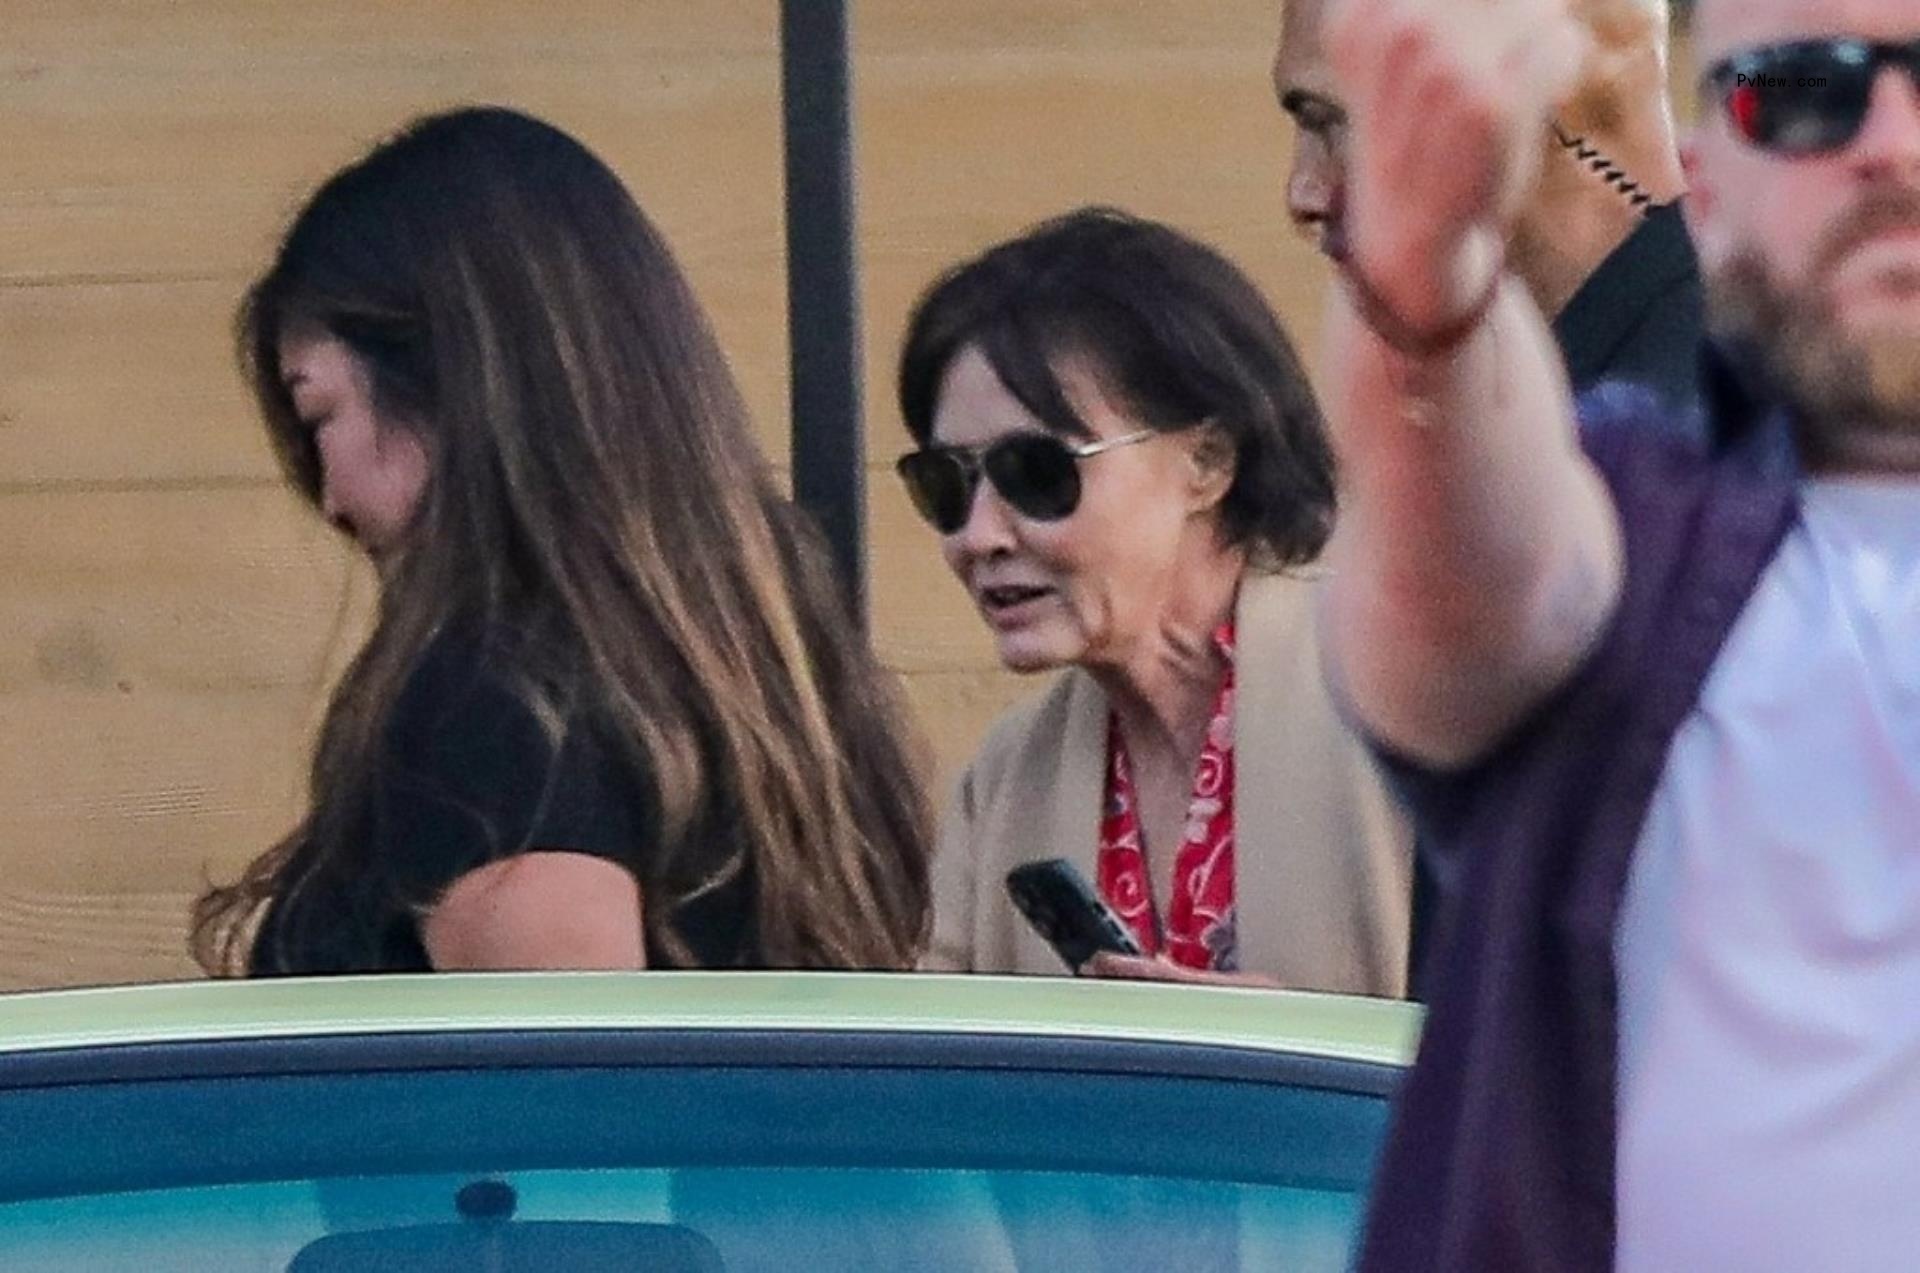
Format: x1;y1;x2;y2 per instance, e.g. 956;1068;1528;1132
1004;859;1144;974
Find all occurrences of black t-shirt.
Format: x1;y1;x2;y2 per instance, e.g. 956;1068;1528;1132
1551;201;1705;417
249;626;753;974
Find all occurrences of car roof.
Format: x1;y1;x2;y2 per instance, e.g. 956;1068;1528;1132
0;972;1420;1067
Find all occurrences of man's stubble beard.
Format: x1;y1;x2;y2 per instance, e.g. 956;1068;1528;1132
1708;197;1920;474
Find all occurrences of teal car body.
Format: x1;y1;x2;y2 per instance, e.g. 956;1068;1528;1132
0;974;1418;1271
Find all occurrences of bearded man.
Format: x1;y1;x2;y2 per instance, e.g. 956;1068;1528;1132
1310;0;1920;1266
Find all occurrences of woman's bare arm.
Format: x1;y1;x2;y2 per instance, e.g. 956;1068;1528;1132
423;851;645;971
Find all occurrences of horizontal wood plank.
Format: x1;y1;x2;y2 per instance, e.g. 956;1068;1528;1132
1;2;782;280
895;665;1038;800
0;473;1002;691
858;1;1283;54
0;265;791;488
0;886;207;990
0;486;371;697
0;687;315;889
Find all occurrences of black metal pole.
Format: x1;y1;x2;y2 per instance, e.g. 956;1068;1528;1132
780;0;866;624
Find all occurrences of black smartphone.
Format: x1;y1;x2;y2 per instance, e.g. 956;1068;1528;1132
1005;858;1144;973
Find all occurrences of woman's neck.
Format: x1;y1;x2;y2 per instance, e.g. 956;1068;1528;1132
1089;542;1245;767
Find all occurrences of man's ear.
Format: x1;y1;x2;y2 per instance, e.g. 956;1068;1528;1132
1186;423;1237;514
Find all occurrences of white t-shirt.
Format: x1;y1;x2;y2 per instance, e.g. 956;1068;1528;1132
1616;479;1920;1272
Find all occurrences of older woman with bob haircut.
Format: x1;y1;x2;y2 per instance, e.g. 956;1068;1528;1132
899;208;1408;994
194;106;932;976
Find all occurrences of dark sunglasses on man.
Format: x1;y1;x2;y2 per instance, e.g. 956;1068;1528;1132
1705;35;1920;157
896;427;1168;535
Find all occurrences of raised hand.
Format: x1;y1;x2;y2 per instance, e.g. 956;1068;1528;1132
1327;0;1591;340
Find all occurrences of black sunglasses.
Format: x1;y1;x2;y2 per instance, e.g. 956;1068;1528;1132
895;428;1160;535
1705;36;1920;157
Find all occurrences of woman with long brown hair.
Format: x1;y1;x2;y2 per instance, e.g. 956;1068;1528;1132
195;106;932;975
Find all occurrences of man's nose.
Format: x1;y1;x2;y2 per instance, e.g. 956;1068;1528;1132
1286;145;1344;252
1287;164;1334;231
1850;68;1920;179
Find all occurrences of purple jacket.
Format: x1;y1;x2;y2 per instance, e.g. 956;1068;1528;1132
1357;351;1801;1271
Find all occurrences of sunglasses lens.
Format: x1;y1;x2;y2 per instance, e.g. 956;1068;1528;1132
896;452;975;534
985;434;1083;522
1727;45;1875;155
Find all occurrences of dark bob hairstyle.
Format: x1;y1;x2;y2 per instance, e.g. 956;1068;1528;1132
897;206;1335;565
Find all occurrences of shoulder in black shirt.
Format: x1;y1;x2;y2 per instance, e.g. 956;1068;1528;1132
251;623;752;974
1551;201;1706;420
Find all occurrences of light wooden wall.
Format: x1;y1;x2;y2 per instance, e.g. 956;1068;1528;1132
0;1;1327;989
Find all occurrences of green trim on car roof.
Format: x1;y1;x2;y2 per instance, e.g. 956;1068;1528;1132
0;973;1419;1067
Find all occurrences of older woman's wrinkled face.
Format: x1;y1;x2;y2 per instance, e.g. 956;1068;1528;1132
930;345;1212;675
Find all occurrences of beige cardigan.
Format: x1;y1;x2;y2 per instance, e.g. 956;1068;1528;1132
922;569;1412;997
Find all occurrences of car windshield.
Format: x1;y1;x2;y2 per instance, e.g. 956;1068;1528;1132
0;1031;1392;1272
5;1168;1362;1272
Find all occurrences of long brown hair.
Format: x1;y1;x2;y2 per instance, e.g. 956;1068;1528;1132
195;106;932;972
